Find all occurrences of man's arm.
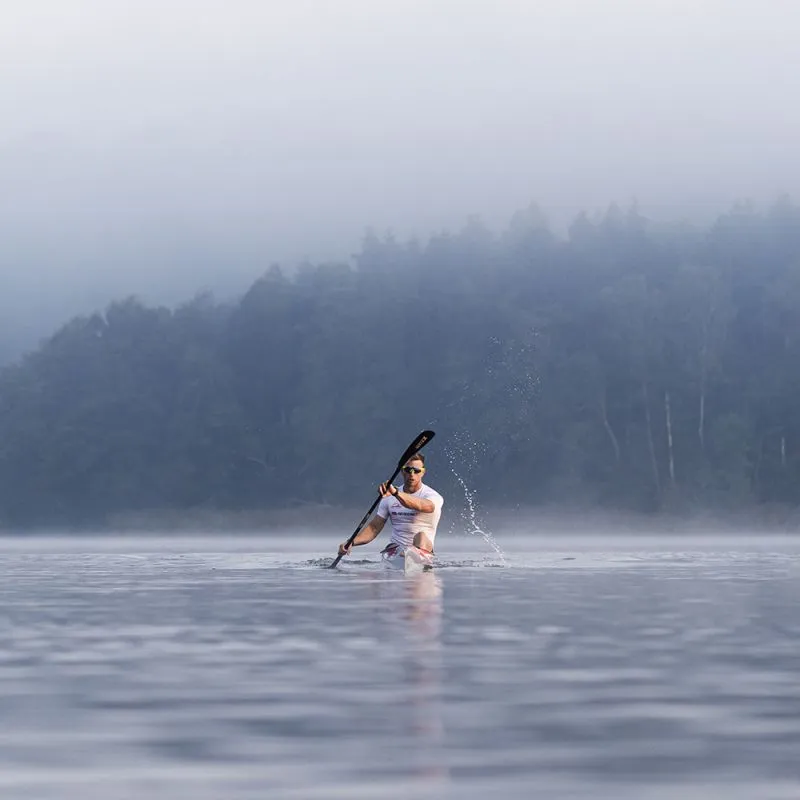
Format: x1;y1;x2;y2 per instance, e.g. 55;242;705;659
338;515;386;555
394;491;434;513
375;481;433;513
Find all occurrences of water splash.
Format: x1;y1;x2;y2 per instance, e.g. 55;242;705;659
427;331;540;565
446;445;505;563
486;331;541;412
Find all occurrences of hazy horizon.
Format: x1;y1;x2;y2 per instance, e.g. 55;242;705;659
3;1;800;360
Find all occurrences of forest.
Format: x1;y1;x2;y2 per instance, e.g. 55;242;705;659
1;200;799;527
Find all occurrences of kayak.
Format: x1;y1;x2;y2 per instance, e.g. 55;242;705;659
381;544;434;573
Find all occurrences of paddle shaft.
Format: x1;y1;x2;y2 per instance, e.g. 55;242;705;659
328;465;403;569
329;430;435;568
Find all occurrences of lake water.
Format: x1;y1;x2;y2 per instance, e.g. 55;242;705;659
1;532;799;799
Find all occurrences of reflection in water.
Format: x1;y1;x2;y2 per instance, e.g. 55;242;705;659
404;573;448;788
362;571;449;791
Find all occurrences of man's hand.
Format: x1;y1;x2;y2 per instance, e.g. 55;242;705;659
338;541;353;557
379;482;397;498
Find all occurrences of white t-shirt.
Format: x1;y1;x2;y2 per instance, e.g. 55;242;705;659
376;483;444;550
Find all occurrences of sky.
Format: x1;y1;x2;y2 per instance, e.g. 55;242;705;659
2;0;800;359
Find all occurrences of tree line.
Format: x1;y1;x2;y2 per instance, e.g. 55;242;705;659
1;199;799;527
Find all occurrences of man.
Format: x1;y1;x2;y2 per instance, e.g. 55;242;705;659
338;453;444;560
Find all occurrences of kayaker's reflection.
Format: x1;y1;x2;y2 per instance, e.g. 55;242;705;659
405;573;447;784
364;572;449;786
364;569;442;628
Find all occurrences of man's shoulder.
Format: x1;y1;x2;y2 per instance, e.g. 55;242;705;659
420;484;444;503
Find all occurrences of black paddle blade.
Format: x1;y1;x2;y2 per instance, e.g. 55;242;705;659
398;430;435;467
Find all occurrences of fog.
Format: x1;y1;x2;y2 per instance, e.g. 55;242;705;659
3;0;800;360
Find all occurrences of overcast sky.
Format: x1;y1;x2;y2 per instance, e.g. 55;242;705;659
2;0;800;357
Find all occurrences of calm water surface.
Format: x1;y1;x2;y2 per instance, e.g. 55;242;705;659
1;533;799;799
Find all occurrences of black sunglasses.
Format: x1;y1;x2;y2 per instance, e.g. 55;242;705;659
402;466;424;474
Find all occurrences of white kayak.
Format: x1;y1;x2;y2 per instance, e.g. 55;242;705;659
381;544;434;574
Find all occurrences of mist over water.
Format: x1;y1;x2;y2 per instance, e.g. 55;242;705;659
4;3;800;794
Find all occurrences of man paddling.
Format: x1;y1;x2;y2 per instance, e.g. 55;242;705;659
337;453;443;560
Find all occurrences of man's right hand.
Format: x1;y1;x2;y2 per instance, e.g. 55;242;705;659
338;541;352;557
